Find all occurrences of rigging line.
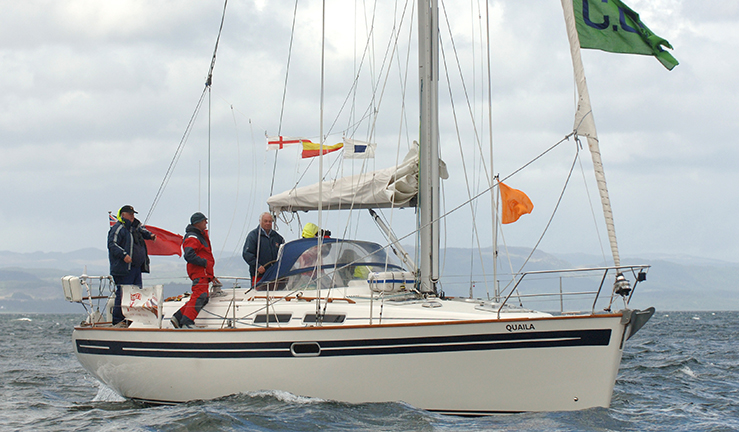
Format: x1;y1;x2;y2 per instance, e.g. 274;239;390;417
278;144;343;203
484;0;497;300
287;135;348;196
329;56;374;139
363;0;379;142
217;105;243;261
206;0;228;221
328;0;412;142
316;0;328;316
495;208;519;299
400;0;415;153
313;0;380;141
208;85;211;220
385;0;415;269
366;0;412;144
235;119;260;253
575;136;608;264
145;0;228;224
439;35;491;297
469;0;485;292
206;0;228;87
435;4;490;292
439;0;491;186
331;0;378;137
380;45;411;258
330;0;411;142
340;110;378;141
440;172;449;280
348;0;359;135
146;87;208;224
385;134;573;257
278;0;300;132
214;102;271;236
506;134;574;181
333;143;374;243
498;142;581;300
270;0;301;197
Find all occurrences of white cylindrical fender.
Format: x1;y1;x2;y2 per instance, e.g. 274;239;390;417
105;295;115;322
368;271;415;293
61;275;83;302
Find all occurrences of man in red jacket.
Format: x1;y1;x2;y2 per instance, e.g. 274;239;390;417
171;212;220;329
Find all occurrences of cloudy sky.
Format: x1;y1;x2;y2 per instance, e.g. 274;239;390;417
2;0;737;266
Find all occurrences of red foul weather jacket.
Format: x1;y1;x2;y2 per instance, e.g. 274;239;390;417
183;224;215;281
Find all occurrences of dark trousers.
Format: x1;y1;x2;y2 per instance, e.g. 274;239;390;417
112;267;143;324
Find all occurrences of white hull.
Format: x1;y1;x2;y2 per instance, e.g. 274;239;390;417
73;311;628;414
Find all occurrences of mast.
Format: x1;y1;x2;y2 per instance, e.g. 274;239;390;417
484;1;499;301
418;0;440;294
561;0;621;266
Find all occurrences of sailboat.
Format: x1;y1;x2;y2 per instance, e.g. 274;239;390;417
61;0;665;415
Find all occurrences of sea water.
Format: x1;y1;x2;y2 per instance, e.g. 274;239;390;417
1;311;737;431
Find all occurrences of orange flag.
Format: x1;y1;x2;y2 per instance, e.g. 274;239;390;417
499;182;534;224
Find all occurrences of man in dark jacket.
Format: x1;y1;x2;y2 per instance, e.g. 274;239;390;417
171;212;220;329
107;205;156;326
242;212;284;286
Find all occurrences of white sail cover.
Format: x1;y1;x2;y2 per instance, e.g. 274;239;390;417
268;149;420;213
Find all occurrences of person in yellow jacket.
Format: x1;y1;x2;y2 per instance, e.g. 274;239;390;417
302;222;320;239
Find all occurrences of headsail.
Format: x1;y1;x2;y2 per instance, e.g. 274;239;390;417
561;0;621;266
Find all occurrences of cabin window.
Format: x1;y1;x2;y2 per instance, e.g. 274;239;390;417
254;313;292;323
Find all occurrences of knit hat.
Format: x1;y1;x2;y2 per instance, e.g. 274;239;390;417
190;212;207;224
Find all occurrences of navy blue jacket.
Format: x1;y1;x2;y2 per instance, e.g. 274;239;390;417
108;218;154;277
242;227;284;277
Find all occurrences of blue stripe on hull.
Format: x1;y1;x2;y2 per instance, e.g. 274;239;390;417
75;329;611;359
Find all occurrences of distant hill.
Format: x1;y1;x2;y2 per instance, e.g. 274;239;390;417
0;247;737;313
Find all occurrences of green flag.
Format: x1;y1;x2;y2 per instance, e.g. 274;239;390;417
573;0;678;70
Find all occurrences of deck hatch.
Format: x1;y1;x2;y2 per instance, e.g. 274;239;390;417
303;313;346;324
254;313;292;323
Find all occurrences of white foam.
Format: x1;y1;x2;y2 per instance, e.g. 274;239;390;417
249;389;325;404
681;366;697;378
92;383;126;402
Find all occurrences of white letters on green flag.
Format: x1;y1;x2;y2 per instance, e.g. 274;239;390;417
573;0;678;70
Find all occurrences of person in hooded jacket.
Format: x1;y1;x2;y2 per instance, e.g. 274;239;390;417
107;205;156;327
171;212;220;329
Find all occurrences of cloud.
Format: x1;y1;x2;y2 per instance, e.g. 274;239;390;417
0;0;736;266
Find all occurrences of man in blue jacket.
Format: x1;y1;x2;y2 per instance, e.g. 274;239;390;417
107;205;155;327
242;212;284;286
